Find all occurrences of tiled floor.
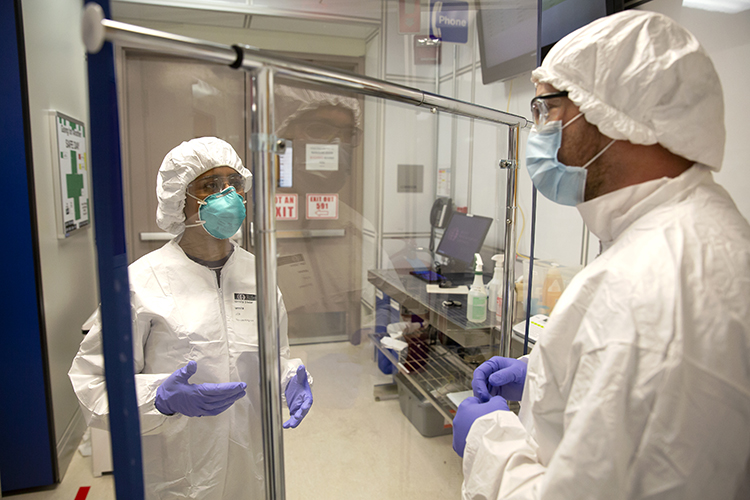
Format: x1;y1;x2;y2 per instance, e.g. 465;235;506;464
6;341;463;499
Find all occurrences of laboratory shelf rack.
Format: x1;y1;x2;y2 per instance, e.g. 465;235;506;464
369;330;476;422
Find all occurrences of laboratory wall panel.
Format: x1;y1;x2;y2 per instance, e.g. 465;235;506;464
451;113;473;210
469;119;504;244
380;102;438;235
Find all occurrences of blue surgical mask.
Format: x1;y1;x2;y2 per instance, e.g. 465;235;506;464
186;186;246;239
526;114;615;206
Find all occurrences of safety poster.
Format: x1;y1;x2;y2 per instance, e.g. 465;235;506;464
53;112;90;238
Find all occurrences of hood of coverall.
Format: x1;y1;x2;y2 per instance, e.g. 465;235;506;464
531;10;725;171
275;84;363;134
156;136;252;235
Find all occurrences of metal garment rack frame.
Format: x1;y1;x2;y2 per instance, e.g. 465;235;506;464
82;4;529;499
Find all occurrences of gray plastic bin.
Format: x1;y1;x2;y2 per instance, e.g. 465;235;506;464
395;373;452;437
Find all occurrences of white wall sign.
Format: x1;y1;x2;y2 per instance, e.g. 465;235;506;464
51;112;90;238
305;143;339;171
276;193;298;220
306;193;339;220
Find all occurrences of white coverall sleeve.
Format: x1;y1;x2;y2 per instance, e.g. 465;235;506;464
277;292;312;406
462;301;750;500
68;306;173;435
462;341;650;500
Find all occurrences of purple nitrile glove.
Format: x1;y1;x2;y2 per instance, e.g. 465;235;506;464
471;356;527;403
452;395;509;457
283;365;313;429
155;360;247;417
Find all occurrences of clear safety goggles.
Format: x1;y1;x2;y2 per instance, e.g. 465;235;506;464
530;91;569;131
187;172;245;198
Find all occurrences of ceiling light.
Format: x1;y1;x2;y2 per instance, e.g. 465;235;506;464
682;0;750;13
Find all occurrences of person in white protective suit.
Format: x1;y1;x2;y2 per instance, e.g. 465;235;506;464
69;137;313;499
452;11;750;500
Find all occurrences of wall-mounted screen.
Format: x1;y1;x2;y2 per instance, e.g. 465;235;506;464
477;0;624;85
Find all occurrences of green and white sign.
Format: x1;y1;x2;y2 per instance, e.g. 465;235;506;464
53;112;90;238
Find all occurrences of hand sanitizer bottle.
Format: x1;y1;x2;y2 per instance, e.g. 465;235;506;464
467;254;487;323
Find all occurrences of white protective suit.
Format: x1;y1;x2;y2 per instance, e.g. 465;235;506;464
462;165;750;499
70;240;303;500
69;137;306;499
462;11;750;500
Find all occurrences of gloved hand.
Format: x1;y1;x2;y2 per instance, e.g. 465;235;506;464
284;365;313;429
155;360;247;417
452;396;509;457
471;356;527;403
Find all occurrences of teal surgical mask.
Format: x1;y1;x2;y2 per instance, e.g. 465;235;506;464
526;114;615;206
186;186;246;239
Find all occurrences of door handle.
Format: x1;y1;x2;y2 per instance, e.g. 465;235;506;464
277;229;346;239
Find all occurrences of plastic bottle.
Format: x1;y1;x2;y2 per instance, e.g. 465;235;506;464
514;275;526;323
541;265;564;314
467;253;487;323
487;254;503;313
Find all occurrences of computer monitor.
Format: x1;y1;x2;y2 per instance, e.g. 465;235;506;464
435;212;493;269
476;0;624;85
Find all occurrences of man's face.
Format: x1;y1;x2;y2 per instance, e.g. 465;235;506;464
284;105;357;145
534;83;612;201
279;104;358;193
184;166;245;220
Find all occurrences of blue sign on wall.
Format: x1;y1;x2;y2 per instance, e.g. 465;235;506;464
430;1;469;44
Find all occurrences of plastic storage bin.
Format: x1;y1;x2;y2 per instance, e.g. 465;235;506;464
395;373;452;437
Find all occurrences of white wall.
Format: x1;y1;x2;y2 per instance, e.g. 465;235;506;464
21;0;99;475
637;0;750;221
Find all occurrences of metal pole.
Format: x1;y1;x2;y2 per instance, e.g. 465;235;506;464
82;5;529;129
249;66;285;500
497;126;520;357
82;3;145;498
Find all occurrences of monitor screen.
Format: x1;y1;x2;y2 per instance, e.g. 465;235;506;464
435;212;493;265
476;0;624;85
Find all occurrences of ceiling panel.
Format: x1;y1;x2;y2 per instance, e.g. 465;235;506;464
112;2;248;28
112;0;381;38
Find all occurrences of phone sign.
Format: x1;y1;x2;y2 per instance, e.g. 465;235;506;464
429;1;468;44
306;193;339;220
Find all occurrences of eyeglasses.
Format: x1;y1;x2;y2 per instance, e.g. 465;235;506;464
188;173;245;197
530;91;569;130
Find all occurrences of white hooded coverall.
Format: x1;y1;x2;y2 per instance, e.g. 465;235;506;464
462;164;750;499
69;239;303;499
